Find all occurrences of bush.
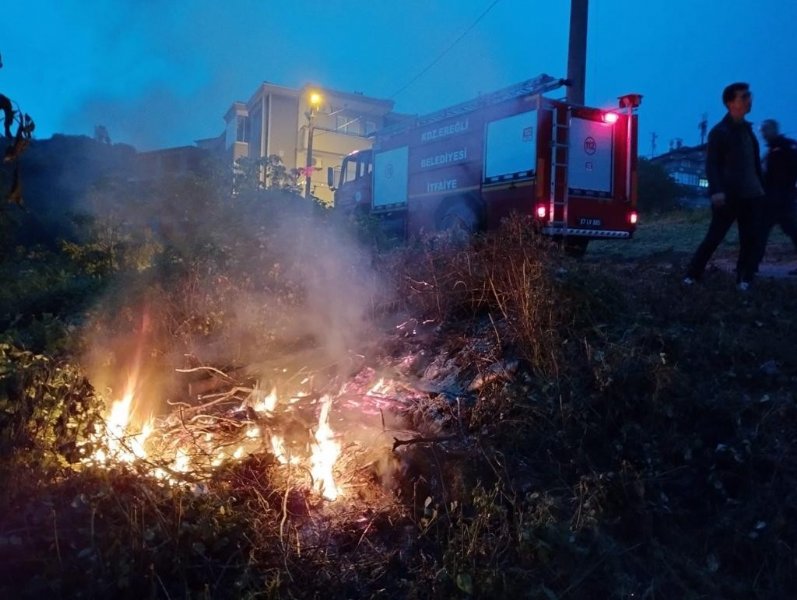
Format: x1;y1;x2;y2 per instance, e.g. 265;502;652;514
637;157;688;214
0;343;104;468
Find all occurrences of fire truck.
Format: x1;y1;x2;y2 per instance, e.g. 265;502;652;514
327;74;641;255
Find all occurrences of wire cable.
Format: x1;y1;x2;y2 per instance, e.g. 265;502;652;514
390;0;503;99
313;0;502;142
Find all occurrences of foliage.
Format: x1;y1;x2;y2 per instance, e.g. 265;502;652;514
1;53;36;207
3;195;797;600
233;154;301;196
389;218;568;376
0;245;102;352
0;342;104;468
60;215;163;276
637;157;688;214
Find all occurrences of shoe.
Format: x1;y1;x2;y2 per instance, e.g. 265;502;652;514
737;281;751;292
682;276;696;286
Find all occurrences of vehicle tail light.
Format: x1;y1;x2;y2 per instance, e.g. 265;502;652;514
628;211;638;225
536;205;547;219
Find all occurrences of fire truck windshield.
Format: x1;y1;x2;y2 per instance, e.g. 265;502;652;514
340;150;373;186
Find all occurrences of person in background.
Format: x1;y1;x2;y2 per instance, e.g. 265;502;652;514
755;119;797;274
684;82;764;291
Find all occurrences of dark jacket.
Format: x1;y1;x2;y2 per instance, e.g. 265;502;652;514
763;134;797;203
705;114;763;197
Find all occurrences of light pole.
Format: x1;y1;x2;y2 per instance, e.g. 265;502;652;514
304;92;322;199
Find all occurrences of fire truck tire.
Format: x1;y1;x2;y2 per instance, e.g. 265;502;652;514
439;202;479;234
563;237;589;258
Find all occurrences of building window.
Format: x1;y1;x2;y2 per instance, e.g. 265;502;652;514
236;116;249;143
672;171;700;187
699;178;708;188
365;120;377;135
336;114;362;135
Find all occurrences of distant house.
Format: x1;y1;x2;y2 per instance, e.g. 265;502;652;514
134;81;410;203
218;82;399;204
650;141;709;206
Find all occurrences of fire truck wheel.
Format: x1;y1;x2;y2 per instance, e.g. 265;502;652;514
563;237;589;258
439;202;479;234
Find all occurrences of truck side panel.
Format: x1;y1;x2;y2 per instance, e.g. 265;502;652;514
408;127;484;200
478;107;543;229
407;163;481;198
483;110;538;183
403;113;485;233
409;135;482;176
373;146;409;211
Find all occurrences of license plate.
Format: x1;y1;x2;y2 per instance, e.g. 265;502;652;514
578;217;602;228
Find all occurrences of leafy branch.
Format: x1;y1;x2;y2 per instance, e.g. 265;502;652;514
1;52;36;206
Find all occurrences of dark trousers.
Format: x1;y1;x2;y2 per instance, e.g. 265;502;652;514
755;196;797;266
686;195;760;283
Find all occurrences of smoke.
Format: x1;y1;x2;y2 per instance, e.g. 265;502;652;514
61;83;226;151
77;177;392;422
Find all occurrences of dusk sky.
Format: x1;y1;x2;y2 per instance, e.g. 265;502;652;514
2;0;796;154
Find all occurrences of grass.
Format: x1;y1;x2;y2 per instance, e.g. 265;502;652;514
1;212;796;598
590;208;797;262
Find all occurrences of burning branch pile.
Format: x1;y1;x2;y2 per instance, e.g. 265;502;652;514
79;364;425;504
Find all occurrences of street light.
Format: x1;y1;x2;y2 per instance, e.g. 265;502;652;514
304;91;323;199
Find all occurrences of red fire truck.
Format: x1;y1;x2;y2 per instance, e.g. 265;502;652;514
327;74;641;255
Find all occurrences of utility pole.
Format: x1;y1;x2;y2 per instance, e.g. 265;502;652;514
566;0;589;105
304;118;316;199
650;132;658;158
698;113;708;145
304;92;322;199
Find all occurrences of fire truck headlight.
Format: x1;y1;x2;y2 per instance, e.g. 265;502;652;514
536;205;547;219
602;112;619;125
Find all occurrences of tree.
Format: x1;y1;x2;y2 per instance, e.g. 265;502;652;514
233;154;300;196
0;53;36;207
636;157;687;214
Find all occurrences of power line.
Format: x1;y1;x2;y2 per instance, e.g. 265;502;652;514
389;0;503;100
313;0;502;142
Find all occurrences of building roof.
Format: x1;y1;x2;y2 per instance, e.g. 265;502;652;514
650;142;707;165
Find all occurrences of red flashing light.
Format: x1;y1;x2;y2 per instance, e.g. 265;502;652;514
536;205;547;219
618;93;643;108
602;111;619;125
629;211;638;225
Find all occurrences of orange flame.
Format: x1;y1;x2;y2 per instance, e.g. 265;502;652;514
310;395;340;501
254;387;279;413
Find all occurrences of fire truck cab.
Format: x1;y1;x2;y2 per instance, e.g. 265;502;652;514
328;74;641;254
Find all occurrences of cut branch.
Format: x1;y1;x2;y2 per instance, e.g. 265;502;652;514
392;435;458;451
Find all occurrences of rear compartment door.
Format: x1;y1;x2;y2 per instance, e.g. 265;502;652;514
566;115;622;233
484;109;538;183
567;116;614;199
373;146;409;212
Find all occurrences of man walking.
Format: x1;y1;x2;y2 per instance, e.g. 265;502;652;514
684;82;764;290
755;119;797;271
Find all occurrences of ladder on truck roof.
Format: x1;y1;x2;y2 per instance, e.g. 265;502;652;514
381;74;567;137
